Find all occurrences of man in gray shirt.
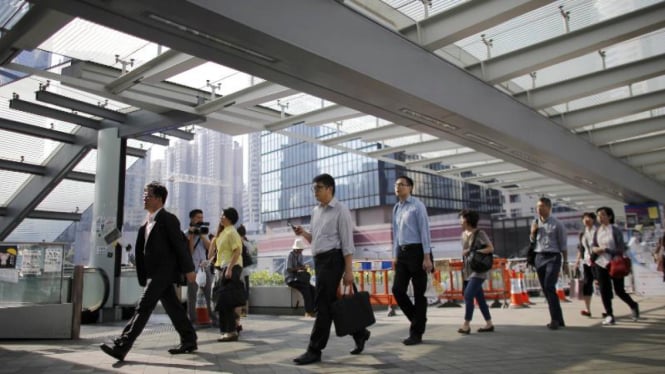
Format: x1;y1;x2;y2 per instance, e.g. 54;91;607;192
530;197;568;330
186;209;216;326
292;173;371;365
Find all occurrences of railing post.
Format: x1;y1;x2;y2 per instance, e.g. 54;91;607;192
71;265;84;339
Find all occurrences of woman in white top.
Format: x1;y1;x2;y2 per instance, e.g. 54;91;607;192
574;212;597;318
592;207;639;325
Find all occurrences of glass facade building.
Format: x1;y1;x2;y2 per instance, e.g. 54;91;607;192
261;124;502;224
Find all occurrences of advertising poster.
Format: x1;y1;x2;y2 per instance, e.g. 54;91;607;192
20;249;42;276
43;247;63;273
0;245;18;268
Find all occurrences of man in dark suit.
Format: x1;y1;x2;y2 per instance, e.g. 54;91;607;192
100;182;198;361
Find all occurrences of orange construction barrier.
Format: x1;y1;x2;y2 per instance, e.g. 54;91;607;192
518;271;534;306
556;276;571;303
195;288;212;325
352;258;510;310
509;270;526;308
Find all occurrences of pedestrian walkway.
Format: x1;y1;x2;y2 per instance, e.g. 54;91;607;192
1;295;664;373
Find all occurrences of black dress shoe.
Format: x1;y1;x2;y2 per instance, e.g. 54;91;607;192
402;335;422;345
100;343;130;361
477;325;494;333
547;321;559;330
350;330;370;355
168;342;198;354
293;351;321;365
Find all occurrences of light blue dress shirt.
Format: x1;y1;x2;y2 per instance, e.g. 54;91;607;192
392;195;431;258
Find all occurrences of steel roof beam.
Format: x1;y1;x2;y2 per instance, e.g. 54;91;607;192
35;90;127;123
624;149;665;167
322;124;416;146
0;126;96;240
466;2;665;83
196;81;295;115
514;53;665;109
436;160;507;175
407;150;486;168
551;89;665;130
0;208;82;221
105;49;204;94
265;105;361;132
0;158;96;182
401;0;552;51
0;117;76;143
641;163;665;175
161;128;194;140
9;98;104;130
464;169;531;182
601;134;665;157
367;139;458;158
581;114;665;145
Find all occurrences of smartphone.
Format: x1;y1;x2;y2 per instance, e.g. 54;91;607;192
287;221;296;233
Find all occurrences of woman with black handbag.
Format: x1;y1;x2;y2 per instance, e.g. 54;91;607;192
211;207;246;342
458;210;495;334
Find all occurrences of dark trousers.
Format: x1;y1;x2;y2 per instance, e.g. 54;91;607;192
392;246;427;338
307;249;367;354
582;264;595;296
288;280;316;313
217;265;243;334
120;278;196;347
535;252;564;325
595;265;637;317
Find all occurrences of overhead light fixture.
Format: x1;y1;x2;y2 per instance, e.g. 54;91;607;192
400;108;458;131
146;13;278;63
463;132;506;149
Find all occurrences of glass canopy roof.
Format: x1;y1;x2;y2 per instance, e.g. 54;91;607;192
1;0;665;240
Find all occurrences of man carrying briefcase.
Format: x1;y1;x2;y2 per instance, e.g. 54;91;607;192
291;174;371;365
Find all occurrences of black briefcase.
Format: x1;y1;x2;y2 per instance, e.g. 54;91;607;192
331;284;375;337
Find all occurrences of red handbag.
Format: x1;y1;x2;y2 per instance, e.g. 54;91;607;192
608;256;631;278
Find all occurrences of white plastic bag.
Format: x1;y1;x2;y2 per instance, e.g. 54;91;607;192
196;267;207;287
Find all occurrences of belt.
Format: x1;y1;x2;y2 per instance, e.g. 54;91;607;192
314;248;342;259
399;243;423;251
537;252;561;256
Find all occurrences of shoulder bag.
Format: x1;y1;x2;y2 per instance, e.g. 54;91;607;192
469;230;493;273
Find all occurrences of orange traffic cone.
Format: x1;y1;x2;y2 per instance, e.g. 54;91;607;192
509;270;526;308
195;288;212;325
556;276;571;303
519;271;534;305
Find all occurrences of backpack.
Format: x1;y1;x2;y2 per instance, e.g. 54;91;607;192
241;241;253;267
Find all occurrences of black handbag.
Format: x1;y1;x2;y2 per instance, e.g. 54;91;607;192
213;266;247;310
295;271;311;284
331;284;375;337
469;231;493;273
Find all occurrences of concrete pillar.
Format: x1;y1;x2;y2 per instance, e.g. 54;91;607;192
89;128;122;312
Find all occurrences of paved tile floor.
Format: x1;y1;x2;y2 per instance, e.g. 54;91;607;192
1;294;665;373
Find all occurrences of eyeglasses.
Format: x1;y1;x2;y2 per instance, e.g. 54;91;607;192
143;194;157;199
311;184;328;192
394;183;411;187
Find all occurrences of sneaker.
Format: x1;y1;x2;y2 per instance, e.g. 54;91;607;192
580;310;591;317
602;316;615;325
631;304;640;321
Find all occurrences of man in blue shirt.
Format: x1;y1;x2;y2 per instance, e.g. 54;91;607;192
391;175;432;345
530;197;568;330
